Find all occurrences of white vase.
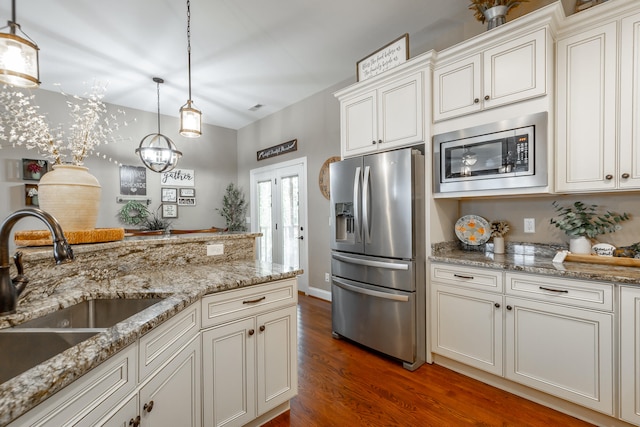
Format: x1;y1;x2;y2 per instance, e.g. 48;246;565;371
569;236;592;254
37;164;102;231
493;236;505;254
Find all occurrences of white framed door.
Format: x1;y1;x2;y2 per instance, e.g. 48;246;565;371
250;157;308;292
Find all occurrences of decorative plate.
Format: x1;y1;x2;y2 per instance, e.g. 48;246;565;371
455;215;491;246
318;156;341;200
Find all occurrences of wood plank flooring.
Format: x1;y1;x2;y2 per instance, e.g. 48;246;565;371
264;294;594;427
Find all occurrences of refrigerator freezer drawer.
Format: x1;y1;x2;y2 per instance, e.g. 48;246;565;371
332;277;416;364
331;252;415;292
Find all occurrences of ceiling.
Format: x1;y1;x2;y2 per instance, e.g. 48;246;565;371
1;0;475;130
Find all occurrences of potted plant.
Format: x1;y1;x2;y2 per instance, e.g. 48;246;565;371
490;220;510;254
550;201;631;254
217;183;248;232
469;0;528;29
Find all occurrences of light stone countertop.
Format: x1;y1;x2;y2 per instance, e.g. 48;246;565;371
431;241;640;285
0;232;302;426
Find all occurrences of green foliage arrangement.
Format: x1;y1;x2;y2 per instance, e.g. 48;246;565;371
118;200;149;226
217;183;248;232
550;201;631;239
140;206;172;231
468;0;528;23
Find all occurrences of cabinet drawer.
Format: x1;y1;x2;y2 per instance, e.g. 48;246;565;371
202;279;297;328
10;345;137;427
138;302;200;382
505;273;613;312
431;263;503;293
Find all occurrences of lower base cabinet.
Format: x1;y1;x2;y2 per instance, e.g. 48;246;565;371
201;294;297;427
620;286;640;425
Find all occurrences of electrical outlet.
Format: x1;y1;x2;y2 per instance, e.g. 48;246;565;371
325;273;330;282
524;218;536;233
207;244;224;256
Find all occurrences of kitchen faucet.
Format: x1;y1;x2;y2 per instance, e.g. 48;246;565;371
0;208;74;315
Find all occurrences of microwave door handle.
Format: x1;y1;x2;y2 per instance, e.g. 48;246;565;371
362;165;371;244
353;166;361;243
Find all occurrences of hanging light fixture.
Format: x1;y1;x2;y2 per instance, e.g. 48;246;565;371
0;0;40;88
136;77;182;173
179;0;202;138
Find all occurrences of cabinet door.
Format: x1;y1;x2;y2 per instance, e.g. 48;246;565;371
202;318;256;427
377;72;424;150
505;297;613;414
556;22;618;192
431;284;503;376
620;287;640;425
256;306;298;415
619;12;640;190
341;90;377;158
139;336;201;427
433;55;482;121
97;394;138;427
483;28;547;109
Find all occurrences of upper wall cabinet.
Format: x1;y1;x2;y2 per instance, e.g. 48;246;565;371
335;56;431;158
433;28;548;122
556;2;640;192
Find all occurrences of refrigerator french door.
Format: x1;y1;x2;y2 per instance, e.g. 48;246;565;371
329;147;425;370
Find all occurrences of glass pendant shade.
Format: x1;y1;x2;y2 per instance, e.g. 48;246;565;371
136;133;182;173
179;100;202;138
0;0;40;88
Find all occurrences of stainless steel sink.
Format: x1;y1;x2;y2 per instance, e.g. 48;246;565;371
12;297;164;329
0;330;100;383
0;297;164;383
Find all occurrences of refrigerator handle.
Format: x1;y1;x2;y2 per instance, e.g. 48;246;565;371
332;277;409;302
362;165;371;244
353;166;361;243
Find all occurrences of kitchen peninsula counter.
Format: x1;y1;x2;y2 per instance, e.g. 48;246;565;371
0;232;302;426
431;242;640;285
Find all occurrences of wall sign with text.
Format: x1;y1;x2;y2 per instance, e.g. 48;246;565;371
161;169;195;187
257;139;298;161
120;165;147;195
357;34;409;82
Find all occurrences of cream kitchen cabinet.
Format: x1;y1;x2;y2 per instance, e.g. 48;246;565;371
335;57;429;159
201;279;298;427
620;286;640;425
504;273;614;415
433;28;547;122
556;6;640;192
430;264;503;376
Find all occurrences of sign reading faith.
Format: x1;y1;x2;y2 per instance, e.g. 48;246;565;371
161;169;195;187
257;139;298;161
357;34;409;82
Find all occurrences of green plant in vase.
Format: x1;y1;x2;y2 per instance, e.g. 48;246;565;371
217;183;248;232
550;201;631;254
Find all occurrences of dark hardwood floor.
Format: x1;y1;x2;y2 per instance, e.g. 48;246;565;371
264;293;594;427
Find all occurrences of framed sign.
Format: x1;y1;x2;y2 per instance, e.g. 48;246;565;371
357;34;409;81
120;165;147;195
161;169;195;187
22;158;48;181
162;204;178;218
180;188;195;197
178;197;196;206
257;139;298;161
161;188;177;203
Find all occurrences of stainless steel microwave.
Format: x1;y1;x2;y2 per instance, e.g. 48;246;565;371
433;112;548;194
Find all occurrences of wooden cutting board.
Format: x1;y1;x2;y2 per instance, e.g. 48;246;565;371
565;253;640;267
15;228;125;246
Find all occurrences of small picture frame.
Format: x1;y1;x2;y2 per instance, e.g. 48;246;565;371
179;188;195;197
22;158;48;181
178;197;196;206
162;204;178;218
25;184;39;206
161;188;177;203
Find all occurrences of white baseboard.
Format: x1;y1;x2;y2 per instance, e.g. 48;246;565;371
306;286;331;301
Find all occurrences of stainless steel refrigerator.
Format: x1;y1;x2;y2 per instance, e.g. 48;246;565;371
330;147;425;370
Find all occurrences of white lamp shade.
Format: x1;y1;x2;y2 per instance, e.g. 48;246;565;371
179;101;202;138
0;32;39;88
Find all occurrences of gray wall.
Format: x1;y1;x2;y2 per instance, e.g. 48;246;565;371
1;88;238;239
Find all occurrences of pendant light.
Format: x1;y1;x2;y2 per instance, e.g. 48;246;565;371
0;0;40;88
136;77;182;173
179;0;202;138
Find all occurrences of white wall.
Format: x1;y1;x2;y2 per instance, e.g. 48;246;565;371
1;88;238;239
